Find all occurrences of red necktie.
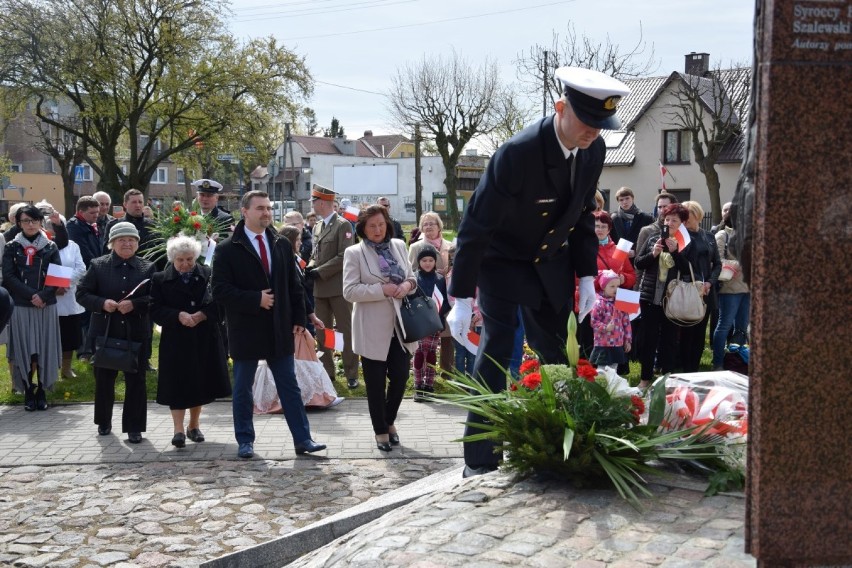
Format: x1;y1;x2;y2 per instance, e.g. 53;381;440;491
256;234;270;275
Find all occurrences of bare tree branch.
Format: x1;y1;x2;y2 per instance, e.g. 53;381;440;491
386;50;505;227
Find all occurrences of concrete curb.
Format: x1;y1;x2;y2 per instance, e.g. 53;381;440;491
201;462;466;568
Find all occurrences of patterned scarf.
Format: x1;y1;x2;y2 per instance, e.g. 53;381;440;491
13;231;51;265
365;240;405;284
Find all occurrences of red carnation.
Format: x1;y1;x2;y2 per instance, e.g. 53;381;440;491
520;372;541;390
509;383;518;391
576;364;597;381
630;395;645;422
173;216;181;223
193;222;202;230
519;359;540;376
173;205;181;212
190;211;197;216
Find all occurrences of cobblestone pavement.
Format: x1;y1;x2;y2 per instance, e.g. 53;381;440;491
289;471;755;568
0;458;459;567
0;401;756;567
0;400;465;566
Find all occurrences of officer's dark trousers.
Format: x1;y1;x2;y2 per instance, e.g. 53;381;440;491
465;290;570;469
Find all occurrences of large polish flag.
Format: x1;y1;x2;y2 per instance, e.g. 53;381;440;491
342;206;360;223
45;263;73;287
610;238;633;269
614;288;640;314
321;329;345;352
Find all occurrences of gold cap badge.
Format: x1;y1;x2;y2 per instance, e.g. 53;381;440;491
603;96;621;111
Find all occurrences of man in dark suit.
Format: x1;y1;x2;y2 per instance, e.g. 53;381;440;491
212;190;326;459
447;67;631;478
66;196;102;267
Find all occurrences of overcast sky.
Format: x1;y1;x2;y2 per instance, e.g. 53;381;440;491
228;0;756;138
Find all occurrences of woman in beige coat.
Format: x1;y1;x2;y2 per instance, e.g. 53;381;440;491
343;205;416;452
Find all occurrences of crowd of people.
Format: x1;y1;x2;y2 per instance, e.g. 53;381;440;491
0;179;746;456
2;135;746;465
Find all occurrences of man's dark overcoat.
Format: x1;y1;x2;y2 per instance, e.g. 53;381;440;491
211;220;306;361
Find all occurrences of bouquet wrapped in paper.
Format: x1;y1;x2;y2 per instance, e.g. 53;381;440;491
654;371;748;438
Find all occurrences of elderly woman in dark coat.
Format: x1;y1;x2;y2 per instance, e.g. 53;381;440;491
76;222;155;443
151;235;231;448
2;205;62;411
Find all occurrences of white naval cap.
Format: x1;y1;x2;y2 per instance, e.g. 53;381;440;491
554;66;631;130
191;179;223;193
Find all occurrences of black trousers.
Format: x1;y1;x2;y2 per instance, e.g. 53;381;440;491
361;335;411;435
638;301;678;382
94;364;147;433
465;290;570;469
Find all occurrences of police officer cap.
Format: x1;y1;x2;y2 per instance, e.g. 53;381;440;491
191;179;223;194
311;184;337;202
554;67;631;130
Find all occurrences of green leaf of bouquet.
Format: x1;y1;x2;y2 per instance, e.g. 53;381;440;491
646;374;669;429
562;428;575;461
595;433;641;453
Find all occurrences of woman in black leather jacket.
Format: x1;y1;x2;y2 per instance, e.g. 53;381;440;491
2;205;62;411
678;202;721;372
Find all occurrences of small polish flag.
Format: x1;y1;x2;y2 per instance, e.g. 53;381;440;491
614;288;640;314
659;161;668;191
297;257;307;270
463;330;480;355
321;329;344;352
45;263;73;287
342;205;360;223
431;288;443;312
610;238;633;269
674;224;691;251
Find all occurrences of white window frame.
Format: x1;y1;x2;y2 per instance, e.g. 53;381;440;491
150;167;168;184
80;165;94;181
176;168;185;184
10;164;23;173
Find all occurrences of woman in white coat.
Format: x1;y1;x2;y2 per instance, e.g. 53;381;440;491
48;218;87;379
343;205;416;452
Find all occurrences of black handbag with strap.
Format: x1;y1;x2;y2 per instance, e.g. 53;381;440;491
92;314;142;373
399;286;444;343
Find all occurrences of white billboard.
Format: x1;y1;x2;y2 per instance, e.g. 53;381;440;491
333;163;398;196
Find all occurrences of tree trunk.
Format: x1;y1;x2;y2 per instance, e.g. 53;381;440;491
702;159;723;224
414;125;422;222
443;162;460;229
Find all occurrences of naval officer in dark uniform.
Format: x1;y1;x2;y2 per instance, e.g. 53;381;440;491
447;67;631;478
192;178;235;241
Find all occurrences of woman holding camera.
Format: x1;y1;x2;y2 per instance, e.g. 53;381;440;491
634;204;692;390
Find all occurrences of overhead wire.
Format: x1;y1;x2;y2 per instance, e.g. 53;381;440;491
232;0;418;22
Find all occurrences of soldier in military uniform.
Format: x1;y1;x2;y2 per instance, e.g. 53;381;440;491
192;178;235;241
446;67;631;478
305;184;359;389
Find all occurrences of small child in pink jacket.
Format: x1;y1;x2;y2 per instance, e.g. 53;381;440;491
589;270;632;368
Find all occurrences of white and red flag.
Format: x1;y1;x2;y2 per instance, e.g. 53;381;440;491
431;288;443;313
342;205;360;223
674;224;691;251
321;329;345;352
659;162;668;191
297;257;307;270
45;263;73;287
614;288;640;315
611;238;633;269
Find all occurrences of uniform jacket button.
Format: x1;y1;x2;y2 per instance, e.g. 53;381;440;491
541;212;549;217
534;258;541;263
541;244;548;250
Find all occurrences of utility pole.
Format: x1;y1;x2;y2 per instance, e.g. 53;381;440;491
414;124;422;221
542;50;549;118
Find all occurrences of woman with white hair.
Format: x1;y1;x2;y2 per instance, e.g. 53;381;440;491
151;235;231;449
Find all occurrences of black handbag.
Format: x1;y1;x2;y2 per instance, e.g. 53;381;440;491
92;314;142;373
399;286;444;343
